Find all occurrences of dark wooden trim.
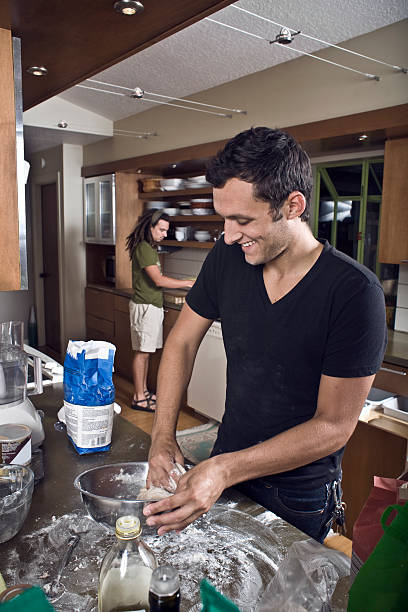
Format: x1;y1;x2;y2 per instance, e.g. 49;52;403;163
82;104;408;177
13;0;235;110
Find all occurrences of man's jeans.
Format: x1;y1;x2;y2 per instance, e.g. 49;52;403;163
236;478;343;543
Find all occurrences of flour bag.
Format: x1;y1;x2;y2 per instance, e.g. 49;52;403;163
63;340;116;454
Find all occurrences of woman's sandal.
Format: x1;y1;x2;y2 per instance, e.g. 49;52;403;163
131;395;156;413
144;389;157;402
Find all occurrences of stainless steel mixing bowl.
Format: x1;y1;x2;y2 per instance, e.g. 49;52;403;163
74;462;157;533
0;464;34;543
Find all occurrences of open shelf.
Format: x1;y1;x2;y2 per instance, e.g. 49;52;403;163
169;214;221;222
162;240;214;249
140;187;213;200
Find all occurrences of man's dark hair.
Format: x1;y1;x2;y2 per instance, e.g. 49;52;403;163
125;209;170;260
206;127;312;222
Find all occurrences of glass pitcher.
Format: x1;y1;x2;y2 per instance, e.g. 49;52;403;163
0;321;42;406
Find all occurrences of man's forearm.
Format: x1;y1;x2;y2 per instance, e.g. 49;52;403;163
216;412;357;490
152;328;199;439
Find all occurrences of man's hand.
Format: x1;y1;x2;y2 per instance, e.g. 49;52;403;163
143;456;227;535
147;433;185;491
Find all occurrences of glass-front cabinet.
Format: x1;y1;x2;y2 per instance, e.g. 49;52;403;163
84;174;116;244
313;159;383;276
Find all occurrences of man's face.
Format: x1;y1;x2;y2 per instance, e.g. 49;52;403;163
150;219;169;243
213;178;290;266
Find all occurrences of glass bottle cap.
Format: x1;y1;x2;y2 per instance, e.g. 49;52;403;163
149;565;180;596
115;515;141;538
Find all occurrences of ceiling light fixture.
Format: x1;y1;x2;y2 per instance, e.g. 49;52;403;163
206;18;380;81
231;5;407;74
81;78;247;117
358;134;368;141
27;66;48;76
57;120;68;128
269;27;301;45
114;0;144;15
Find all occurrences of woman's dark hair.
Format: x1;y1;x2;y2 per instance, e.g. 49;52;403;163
206;127;312;222
126;209;170;260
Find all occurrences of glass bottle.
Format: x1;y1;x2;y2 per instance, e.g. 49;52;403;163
98;515;157;612
149;566;180;612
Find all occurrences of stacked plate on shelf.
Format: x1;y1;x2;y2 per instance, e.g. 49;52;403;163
183;175;212;189
145;201;167;210
190;198;214;215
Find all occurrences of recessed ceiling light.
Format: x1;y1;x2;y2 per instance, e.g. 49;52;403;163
358;134;368;141
114;0;144;15
27;66;48;76
58;120;68;129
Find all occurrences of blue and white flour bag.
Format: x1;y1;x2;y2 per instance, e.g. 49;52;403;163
63;340;116;454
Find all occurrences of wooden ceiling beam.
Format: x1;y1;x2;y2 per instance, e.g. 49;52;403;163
7;0;234;110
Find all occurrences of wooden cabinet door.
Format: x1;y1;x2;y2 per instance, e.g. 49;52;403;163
378;138;408;263
374;361;408;395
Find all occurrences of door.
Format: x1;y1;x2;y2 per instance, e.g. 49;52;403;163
41;183;61;353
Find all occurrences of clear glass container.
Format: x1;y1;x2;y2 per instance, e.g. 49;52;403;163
0;343;27;405
98;515;157;612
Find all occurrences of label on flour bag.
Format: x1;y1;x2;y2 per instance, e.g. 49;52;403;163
64;401;114;449
63;340;116;454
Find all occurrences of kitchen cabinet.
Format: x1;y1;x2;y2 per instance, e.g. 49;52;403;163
378;138;408;263
84;174;116;244
374;361;408;396
0;28;20;290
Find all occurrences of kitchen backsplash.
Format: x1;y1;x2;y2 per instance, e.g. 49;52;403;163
163;247;209;280
395;263;408;333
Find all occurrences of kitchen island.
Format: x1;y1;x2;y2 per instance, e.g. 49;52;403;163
1;384;349;611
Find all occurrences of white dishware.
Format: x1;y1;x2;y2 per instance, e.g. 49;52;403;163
145;201;168;210
194;230;211;242
163;208;180;216
160;178;184;191
192;208;215;215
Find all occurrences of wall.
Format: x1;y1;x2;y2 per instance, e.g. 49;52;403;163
61;144;86;345
27;144;85;351
163;248;208;280
83;20;408;166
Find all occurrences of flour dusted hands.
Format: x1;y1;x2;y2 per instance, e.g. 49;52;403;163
147;433;185;491
143;456;228;535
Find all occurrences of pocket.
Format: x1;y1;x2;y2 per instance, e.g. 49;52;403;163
275;484;330;516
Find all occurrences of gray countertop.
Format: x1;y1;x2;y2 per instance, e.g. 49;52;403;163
1;384;349;611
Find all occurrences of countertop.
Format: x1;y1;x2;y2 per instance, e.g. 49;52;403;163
1;384;349;611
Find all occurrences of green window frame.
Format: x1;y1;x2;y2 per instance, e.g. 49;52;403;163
313;158;383;276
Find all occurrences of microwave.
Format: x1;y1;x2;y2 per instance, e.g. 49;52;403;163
105;255;115;283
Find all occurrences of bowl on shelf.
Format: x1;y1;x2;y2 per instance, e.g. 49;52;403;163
184;176;212;189
0;464;34;543
145;201;168;210
142;178;162;192
192;208;215;216
190;198;213;207
175;226;191;241
194;230;211;242
160;178;185;191
179;209;192;215
163;207;180;216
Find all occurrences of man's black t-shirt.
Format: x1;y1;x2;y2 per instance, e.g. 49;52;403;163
186;238;387;488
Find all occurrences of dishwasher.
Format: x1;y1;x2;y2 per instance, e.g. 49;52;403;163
187;320;226;422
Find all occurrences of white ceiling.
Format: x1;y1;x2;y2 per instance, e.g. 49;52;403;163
24;0;408;153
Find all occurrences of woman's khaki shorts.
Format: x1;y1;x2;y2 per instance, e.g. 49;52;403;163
129;301;164;353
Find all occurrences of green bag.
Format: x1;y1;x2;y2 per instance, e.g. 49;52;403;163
200;579;241;612
348;503;408;611
0;586;55;611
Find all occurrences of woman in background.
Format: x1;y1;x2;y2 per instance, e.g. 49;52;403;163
125;209;194;412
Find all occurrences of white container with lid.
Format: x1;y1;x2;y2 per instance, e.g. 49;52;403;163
0;424;31;466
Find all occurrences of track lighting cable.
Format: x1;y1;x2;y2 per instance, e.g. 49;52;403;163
206;17;380;80
231;4;406;72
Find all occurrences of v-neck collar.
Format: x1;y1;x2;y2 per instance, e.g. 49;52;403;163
255;239;329;308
